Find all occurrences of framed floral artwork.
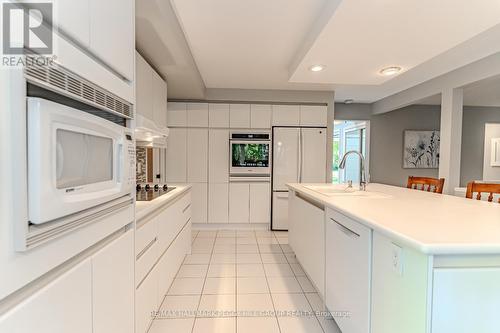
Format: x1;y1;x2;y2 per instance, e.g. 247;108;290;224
403;130;440;169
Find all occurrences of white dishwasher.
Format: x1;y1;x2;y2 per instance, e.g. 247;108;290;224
326;208;372;333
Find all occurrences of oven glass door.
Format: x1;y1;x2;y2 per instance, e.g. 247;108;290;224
231;141;270;169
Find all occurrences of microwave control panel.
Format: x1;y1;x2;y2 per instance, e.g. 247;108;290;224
125;132;136;186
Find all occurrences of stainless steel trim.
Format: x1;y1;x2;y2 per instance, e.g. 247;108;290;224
182;204;191;213
136;237;157;260
297;130;301;182
331;218;360;238
25;196;133;250
230;176;271;182
296;192;324;211
24;61;133;119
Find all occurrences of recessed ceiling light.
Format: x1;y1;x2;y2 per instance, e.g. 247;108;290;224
344;99;354;104
309;64;326;72
379;66;402;76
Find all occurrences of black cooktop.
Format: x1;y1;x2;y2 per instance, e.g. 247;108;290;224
136;184;176;201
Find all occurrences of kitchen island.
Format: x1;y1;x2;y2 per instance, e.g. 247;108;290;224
287;183;500;333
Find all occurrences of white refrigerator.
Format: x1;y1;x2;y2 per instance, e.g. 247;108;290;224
271;127;327;230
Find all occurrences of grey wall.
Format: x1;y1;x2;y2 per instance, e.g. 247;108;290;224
335;103;441;187
336;103;500;187
461;107;500;185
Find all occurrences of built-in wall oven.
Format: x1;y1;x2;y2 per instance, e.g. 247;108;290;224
230;132;271;178
27;97;136;225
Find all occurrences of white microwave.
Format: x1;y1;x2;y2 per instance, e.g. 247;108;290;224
27;98;135;225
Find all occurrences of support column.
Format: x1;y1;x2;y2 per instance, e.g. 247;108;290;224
439;88;463;194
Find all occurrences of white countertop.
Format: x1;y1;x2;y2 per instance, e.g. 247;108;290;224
135;185;191;221
287;183;500;255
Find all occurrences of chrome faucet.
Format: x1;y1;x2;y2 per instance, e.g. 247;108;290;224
339;150;369;191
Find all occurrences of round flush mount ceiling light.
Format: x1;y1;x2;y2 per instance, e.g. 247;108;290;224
309;64;326;72
379;66;402;76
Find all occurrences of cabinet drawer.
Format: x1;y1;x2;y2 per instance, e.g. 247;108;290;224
136;217;159;256
135;264;159;333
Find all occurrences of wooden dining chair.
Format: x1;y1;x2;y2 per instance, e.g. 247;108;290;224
465;181;500;203
407;176;445;194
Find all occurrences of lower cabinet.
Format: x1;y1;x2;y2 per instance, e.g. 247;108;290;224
0;259;93;333
191;183;208;224
229;182;270;224
326;208;372;333
135;190;192;333
289;192;325;298
92;229;134;333
229;183;250;223
209;183;229;223
0;229;134;333
272;192;289;230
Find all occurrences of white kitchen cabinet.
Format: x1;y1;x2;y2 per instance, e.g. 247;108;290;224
209;183;229;223
230;104;251;128
229;183;250;223
89;0;134;80
432;267;500;333
187;128;208;182
251;104;272;129
92;230;134;333
209;129;229;183
249;183;270;223
289;192;325;297
157;223;191;297
0;259;93;333
326;209;371;333
300;105;328;126
136;264;159;333
167;102;187;127
55;0;90;48
166;128;187;183
272;105;300;126
187;103;209;127
191;183;208;224
152;71;167;128
272;192;290;230
135;52;154;120
209;103;230;128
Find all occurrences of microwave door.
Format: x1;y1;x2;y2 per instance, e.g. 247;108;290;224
27;98;131;225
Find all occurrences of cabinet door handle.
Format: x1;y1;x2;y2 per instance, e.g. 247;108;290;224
331;218;360;238
182;204;191;213
136;237;157;260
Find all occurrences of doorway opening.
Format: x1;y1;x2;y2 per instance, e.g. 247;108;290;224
332;120;370;184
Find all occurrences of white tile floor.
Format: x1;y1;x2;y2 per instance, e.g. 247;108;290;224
149;230;341;333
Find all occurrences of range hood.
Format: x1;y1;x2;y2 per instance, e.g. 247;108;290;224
135;114;169;147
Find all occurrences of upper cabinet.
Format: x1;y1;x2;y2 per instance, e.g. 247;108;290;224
300;105;328;127
89;0;135;80
135;52;168;128
135;53;154;121
250;104;272;129
230;104;251;128
55;0;90;48
209;104;230;128
152;71;168;128
55;0;135;81
272;105;300;126
167;102;187;127
187;103;209;127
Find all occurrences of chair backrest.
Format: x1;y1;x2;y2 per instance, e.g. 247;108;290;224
407;176;445;194
465;181;500;203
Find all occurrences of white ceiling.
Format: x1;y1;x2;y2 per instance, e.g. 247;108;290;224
138;0;500;102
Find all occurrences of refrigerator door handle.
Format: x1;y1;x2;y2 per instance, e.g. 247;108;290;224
300;129;304;182
297;129;302;183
